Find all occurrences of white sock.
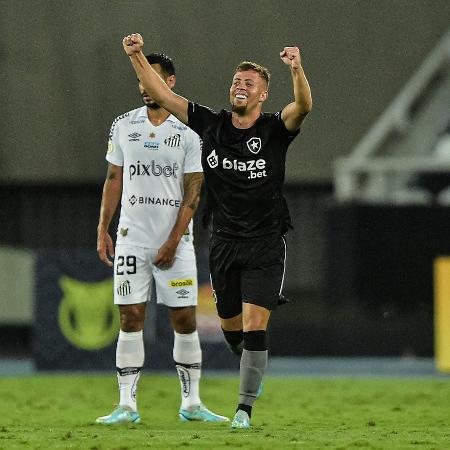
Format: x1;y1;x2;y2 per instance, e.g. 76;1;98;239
173;330;202;409
116;330;144;412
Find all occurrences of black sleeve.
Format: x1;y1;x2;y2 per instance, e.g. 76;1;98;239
274;111;301;143
187;102;219;137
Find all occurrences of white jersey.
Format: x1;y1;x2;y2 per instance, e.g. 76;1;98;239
106;106;202;249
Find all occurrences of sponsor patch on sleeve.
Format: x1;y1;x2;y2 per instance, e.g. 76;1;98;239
107;140;114;154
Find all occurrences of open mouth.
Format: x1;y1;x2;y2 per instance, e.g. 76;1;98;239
235;94;247;100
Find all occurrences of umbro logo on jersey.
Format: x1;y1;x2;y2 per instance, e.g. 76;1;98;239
117;280;131;296
128;132;141;141
206;150;218;168
246;137;261;154
164;133;181;148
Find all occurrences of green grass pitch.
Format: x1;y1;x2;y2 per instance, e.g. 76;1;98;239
0;374;450;449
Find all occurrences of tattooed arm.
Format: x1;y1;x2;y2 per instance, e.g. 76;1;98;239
97;163;123;267
153;172;204;267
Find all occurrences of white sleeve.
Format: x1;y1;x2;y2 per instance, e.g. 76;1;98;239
105;118;124;167
183;129;203;173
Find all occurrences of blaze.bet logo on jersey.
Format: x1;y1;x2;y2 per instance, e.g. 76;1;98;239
206;150;267;179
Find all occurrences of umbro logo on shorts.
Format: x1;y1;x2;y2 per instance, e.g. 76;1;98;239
176;289;189;299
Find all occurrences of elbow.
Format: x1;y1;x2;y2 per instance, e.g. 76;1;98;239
297;101;312;118
187;196;200;212
303;97;313;114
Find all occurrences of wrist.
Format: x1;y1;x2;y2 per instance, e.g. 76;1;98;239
167;234;182;245
129;50;144;59
97;224;109;234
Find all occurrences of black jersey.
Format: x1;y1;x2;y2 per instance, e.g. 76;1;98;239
187;102;300;239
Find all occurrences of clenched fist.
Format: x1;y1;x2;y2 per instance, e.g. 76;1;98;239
280;46;301;69
123;33;144;55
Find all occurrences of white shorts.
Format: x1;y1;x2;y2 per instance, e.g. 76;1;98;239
113;244;198;307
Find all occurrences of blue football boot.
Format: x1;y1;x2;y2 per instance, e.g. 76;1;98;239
256;382;264;399
179;404;229;422
231;409;251;429
96;406;141;424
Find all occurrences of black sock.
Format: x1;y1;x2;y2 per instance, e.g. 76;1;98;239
237;403;252;417
243;330;267;351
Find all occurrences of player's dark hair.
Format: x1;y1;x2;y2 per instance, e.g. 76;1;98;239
235;61;270;87
145;53;175;77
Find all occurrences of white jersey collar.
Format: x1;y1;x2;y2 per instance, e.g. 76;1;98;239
137;106;178;124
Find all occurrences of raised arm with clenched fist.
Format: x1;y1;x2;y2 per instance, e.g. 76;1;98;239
122;33;144;55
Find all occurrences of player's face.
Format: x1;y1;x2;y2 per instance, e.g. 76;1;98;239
139;64;171;109
229;70;268;114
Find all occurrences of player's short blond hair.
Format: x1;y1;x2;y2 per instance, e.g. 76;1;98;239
235;61;270;87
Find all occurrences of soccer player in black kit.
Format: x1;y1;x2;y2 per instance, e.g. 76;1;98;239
122;33;312;429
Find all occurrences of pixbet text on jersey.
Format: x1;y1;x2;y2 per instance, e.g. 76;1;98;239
129;160;180;180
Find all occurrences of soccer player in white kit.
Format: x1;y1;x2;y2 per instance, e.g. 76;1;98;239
96;53;228;424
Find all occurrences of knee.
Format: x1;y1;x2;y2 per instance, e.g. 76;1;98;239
243;316;267;331
170;307;196;334
242;305;270;331
120;306;145;332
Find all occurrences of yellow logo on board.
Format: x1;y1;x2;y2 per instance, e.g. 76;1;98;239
169;279;194;288
58;276;118;350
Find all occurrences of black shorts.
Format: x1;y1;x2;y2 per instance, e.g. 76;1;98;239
209;233;287;319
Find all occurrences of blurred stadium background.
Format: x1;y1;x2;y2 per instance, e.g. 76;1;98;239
1;0;450;373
